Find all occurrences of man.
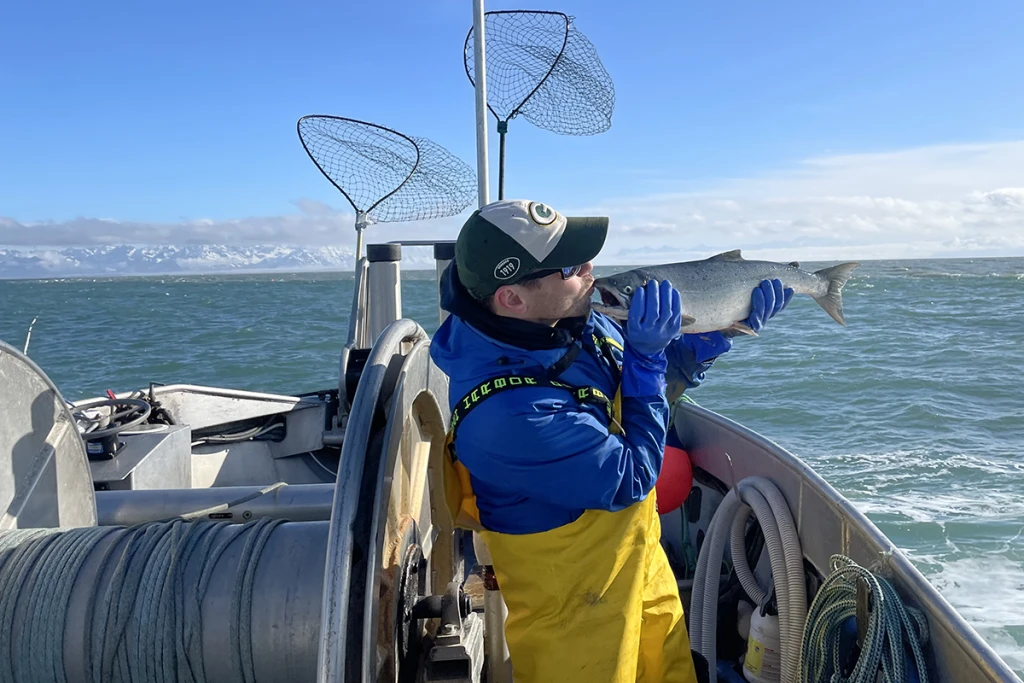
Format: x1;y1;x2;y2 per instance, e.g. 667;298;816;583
429;199;790;683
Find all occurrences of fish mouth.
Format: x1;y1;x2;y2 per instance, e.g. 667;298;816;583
591;283;629;319
598;288;620;307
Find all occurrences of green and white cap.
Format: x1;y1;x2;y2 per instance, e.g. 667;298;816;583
455;199;609;299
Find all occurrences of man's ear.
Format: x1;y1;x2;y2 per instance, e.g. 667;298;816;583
492;285;529;316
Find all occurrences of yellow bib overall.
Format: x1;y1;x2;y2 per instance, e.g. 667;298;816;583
442;376;698;683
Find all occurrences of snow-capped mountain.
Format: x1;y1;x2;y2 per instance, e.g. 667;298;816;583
0;244;438;279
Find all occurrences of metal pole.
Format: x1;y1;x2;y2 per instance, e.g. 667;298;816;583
354;212;368;271
471;13;511;679
94;484;337;526
498;125;506;200
366;244;403;346
472;0;490;208
433;241;455;326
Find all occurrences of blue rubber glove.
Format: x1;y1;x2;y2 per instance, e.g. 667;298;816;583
622;279;682;398
747;278;794;333
678;332;733;364
665;334;730;399
625;279;683;358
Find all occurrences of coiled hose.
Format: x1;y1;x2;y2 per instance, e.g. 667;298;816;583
800;554;930;683
688;475;807;683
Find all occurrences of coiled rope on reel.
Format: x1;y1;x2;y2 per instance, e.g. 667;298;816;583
0;517;284;683
800;554;930;683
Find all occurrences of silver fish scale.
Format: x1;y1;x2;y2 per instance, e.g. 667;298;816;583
592;251;859;335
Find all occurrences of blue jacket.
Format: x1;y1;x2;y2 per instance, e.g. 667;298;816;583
429;263;713;535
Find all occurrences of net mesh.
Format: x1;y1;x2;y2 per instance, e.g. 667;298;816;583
297;115;477;224
464;10;615;135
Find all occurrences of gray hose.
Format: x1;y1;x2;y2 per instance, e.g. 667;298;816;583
688;476;807;683
689;487;743;661
728;478;808;683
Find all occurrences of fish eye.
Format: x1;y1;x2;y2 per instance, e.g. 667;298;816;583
623;285;633;294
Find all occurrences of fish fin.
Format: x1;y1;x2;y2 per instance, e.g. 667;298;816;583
812;262;861;325
725;321;759;337
788;261;800;268
678;314;697;332
706;249;744;261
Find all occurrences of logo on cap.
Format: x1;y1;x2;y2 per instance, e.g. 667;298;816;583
494;257;521;280
528;202;557;226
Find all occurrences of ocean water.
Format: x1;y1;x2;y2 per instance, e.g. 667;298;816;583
2;257;1024;673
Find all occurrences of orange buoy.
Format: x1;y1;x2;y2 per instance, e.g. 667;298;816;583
656;445;693;513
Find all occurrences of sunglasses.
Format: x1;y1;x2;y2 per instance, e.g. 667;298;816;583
520;264;582;282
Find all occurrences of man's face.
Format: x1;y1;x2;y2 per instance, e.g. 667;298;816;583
495;261;596;325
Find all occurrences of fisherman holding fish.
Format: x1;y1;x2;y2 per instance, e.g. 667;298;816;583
429;199;815;683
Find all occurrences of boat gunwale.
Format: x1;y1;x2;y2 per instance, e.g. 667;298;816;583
674;399;1022;683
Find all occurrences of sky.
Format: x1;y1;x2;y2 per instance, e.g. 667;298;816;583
1;0;1023;263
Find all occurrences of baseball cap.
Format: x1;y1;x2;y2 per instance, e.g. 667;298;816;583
455;199;609;299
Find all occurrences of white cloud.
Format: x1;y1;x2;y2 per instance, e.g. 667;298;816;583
577;140;1024;263
4;140;1024;262
0;208;470;250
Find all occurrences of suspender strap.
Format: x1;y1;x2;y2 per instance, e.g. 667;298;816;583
592;335;623;385
546;344;581;380
447;374;614;457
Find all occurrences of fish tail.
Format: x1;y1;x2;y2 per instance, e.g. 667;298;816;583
811;262;860;325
